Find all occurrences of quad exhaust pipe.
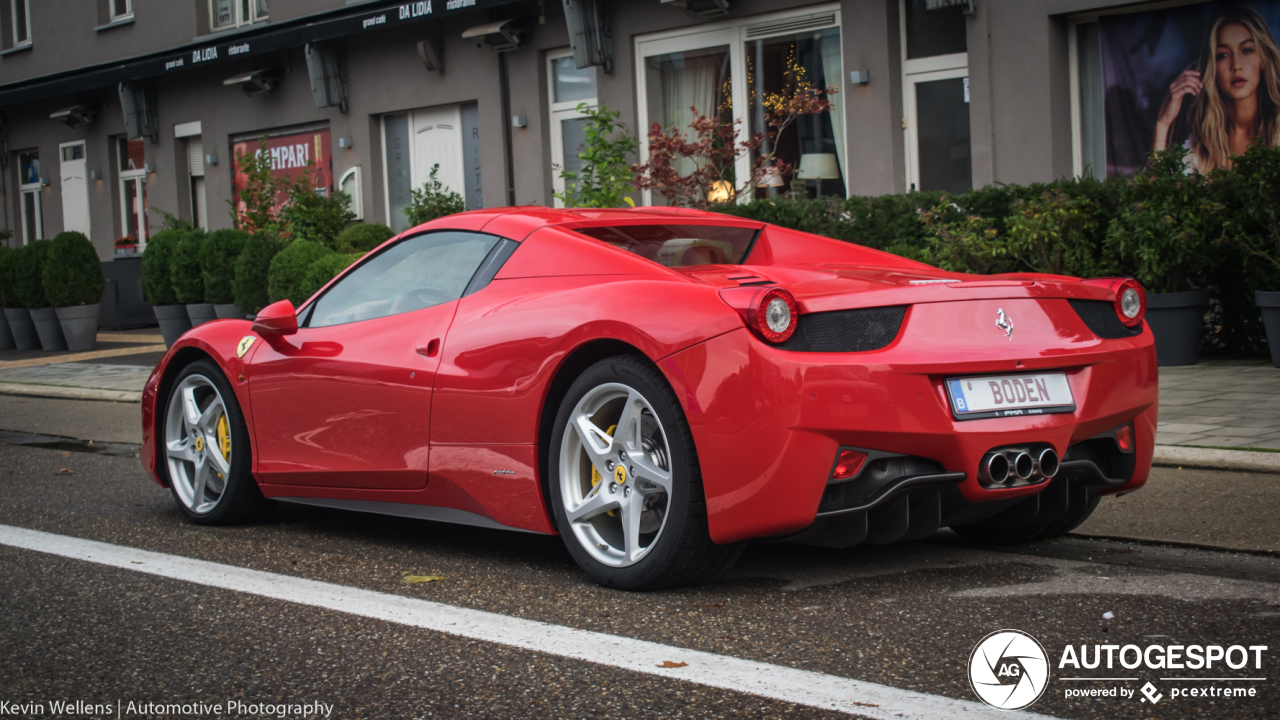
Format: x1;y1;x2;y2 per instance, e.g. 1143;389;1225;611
979;446;1059;485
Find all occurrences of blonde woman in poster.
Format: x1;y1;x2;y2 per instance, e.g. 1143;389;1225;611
1153;3;1280;171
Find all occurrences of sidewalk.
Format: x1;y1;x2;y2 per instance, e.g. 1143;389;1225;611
0;329;163;402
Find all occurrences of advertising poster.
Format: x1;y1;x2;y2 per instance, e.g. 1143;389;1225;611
231;127;334;218
1100;0;1280;175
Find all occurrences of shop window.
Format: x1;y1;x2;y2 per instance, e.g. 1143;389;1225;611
118;138;148;247
111;0;132;20
17;149;41;245
187;136;208;231
901;0;970;193
548;50;599;205
1073;21;1106;178
211;0;267;32
635;5;844;204
230;125;333;226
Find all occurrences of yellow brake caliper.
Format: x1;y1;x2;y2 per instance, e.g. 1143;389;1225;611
215;413;232;471
589;425;619;517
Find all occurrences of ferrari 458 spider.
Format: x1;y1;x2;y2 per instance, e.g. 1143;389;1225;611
141;206;1156;589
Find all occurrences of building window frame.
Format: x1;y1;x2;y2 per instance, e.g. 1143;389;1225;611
633;3;844;206
118;137;148;248
210;0;267;33
110;0;132;21
339;166;362;221
17;148;41;245
10;0;31;47
899;0;969;192
547;48;599;206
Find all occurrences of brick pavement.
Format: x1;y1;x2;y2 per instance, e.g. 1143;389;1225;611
1156;360;1280;450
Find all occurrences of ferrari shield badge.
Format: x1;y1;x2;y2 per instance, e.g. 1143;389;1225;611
236;336;256;358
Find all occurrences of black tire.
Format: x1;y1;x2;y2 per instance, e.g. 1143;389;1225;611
548;356;742;590
161;359;267;525
952;496;1101;544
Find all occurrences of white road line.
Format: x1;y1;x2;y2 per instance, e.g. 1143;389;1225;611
0;525;1056;720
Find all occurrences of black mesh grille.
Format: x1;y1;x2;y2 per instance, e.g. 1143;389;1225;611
818;456;944;514
778;305;907;353
1069;299;1142;339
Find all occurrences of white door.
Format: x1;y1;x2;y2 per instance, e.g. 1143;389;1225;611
412;105;465;198
60;142;90;239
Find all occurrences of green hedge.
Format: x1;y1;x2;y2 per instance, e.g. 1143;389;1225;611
233;231;286;315
201;229;249;304
268;240;333;307
15;240;52;309
171;230;208;304
0;246;16;308
141;229;185;306
335;223;394;254
43;231;104;307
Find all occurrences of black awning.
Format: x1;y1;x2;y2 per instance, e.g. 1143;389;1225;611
0;0;526;107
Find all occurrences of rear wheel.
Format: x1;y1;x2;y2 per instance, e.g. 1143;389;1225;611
952;496;1100;544
161;359;266;525
548;356;741;590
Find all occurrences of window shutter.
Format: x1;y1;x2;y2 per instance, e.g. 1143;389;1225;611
188;138;204;177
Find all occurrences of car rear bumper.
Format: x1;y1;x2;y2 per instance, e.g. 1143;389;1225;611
659;321;1158;544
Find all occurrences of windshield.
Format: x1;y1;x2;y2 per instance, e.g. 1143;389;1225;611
573;224;759;267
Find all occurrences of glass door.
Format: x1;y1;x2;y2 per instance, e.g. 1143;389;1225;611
905;68;971;193
118;138;148;247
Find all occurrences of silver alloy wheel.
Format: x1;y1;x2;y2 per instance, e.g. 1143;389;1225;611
559;382;673;567
164;374;233;515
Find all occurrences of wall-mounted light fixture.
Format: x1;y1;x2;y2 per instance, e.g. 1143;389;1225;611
205;153;218;166
511;115;527;128
89;170;102;180
849;69;870;85
337;137;354;148
144;162;155;173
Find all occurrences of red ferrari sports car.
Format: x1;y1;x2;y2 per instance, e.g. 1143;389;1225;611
141;206;1156;590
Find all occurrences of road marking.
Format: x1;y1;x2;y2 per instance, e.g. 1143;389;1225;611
0;525;1057;720
97;333;166;343
0;344;167;370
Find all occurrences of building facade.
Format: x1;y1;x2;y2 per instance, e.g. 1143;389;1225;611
0;0;1244;259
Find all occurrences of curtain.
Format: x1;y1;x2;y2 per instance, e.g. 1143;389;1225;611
819;30;846;185
659;50;726;177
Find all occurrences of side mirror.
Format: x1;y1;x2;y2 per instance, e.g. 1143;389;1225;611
251;300;298;336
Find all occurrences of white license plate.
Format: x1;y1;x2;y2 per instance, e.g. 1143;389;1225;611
946;373;1075;419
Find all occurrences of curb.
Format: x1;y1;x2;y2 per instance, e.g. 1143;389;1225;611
0;382;141;403
1153;444;1280;474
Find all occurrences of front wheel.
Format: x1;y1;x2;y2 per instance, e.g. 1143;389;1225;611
548;356;741;590
161;359;266;525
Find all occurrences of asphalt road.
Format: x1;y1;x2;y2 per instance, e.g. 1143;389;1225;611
1;441;1277;720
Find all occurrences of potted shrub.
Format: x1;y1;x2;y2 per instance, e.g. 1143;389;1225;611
0;245;36;350
43;231;105;351
1105;148;1221;366
232;231;286;317
15;240;68;351
268;239;333;307
141;228;191;347
1223;143;1280;366
201;229;249;319
299;252;362;302
335;223;394;254
172;229;213;326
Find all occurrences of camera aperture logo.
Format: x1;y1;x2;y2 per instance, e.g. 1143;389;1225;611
969;629;1051;710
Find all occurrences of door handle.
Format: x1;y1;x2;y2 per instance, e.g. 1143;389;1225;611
416;338;441;358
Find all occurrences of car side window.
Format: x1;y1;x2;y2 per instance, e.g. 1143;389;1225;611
306;231;500;328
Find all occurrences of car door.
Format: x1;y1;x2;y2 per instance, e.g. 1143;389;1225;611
247;230;502;490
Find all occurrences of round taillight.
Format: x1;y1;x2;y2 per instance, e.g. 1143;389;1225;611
1115;278;1146;327
755;288;798;343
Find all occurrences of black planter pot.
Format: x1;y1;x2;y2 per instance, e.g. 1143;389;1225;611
1146;289;1210;367
4;308;38;350
1256;290;1280;368
29;307;68;351
153;305;192;348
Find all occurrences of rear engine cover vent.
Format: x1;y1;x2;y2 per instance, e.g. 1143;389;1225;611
778;305;907;353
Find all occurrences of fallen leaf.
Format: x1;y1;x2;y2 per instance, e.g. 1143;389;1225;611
657;661;688;668
401;574;445;585
61;452;71;456
55;468;72;475
696;603;725;609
